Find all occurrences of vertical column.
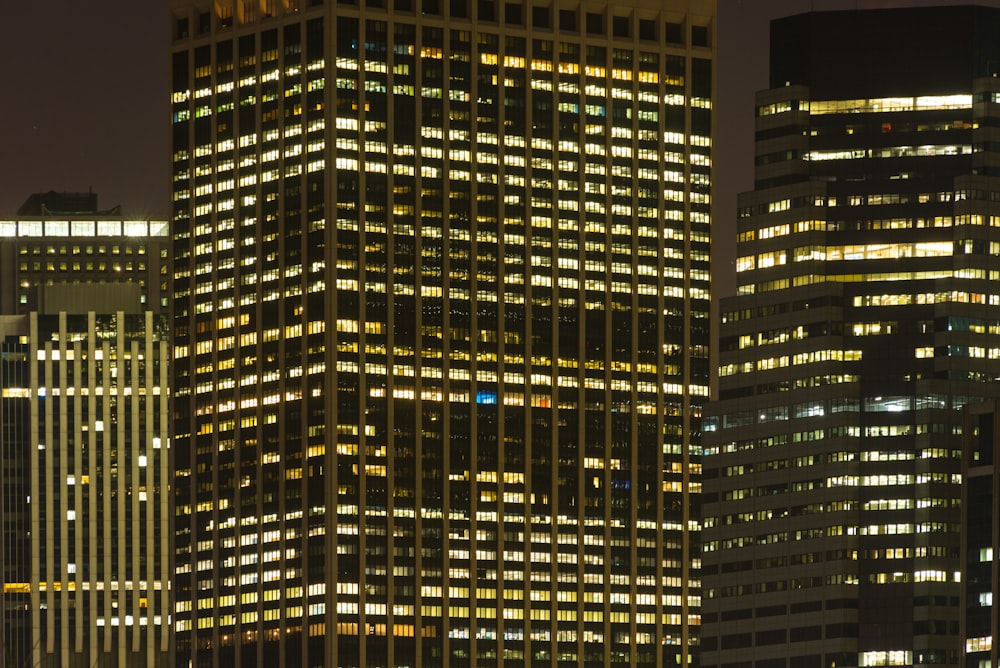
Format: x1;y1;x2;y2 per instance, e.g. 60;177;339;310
102;335;112;655
159;336;171;655
73;337;84;654
57;314;69;666
130;335;141;653
87;313;99;668
42;329;55;656
28;313;41;668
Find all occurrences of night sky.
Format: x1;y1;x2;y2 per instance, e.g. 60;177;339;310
2;0;997;298
0;1;168;220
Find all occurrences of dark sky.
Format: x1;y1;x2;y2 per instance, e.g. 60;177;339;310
0;1;168;219
2;0;998;295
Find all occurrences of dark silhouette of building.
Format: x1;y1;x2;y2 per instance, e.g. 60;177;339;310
16;190;119;218
962;400;1000;668
168;0;715;665
702;7;1000;668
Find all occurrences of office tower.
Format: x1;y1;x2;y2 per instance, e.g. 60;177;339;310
0;193;171;667
962;400;1000;668
169;0;714;665
702;7;1000;668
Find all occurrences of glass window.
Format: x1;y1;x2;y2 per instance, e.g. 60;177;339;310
97;221;121;236
45;220;69;236
665;22;683;44
559;9;576;31
692;24;709;47
585;12;602;35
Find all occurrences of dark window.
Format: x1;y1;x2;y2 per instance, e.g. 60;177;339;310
790;657;823;668
721;606;751;620
692;57;711;98
755;604;787;617
976;411;995;466
824;623;857;639
306;18;324;59
450;0;467;17
586;12;603;34
216;40;233;70
532;5;549;28
789;626;821;642
586;44;605;65
336;17;358;57
789;600;821;614
721;633;752;650
638;18;655;40
754;629;787;646
478;0;495;20
423;25;443;46
692;24;709;46
194;44;211;73
262;28;278;54
176;17;189;39
612;16;628;37
423;0;440;14
504;2;521;24
754;659;786;668
665;21;683;44
559;9;575;31
395;0;412;9
692;108;711;135
198;12;210;34
284;23;301;56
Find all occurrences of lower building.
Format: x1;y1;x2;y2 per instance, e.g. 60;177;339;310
1;189;171;668
0;287;172;668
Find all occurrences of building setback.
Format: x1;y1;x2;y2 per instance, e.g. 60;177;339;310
168;0;714;665
702;7;1000;668
0;196;171;668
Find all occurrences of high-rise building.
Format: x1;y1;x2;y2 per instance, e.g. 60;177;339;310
702;7;1000;668
0;194;171;667
961;400;1000;668
168;0;714;665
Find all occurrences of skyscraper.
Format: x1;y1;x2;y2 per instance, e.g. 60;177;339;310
169;0;714;665
961;400;1000;668
0;193;171;667
702;7;1000;668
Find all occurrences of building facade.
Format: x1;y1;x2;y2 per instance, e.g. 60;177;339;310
0;197;171;668
702;7;1000;668
168;0;714;665
962;400;1000;668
